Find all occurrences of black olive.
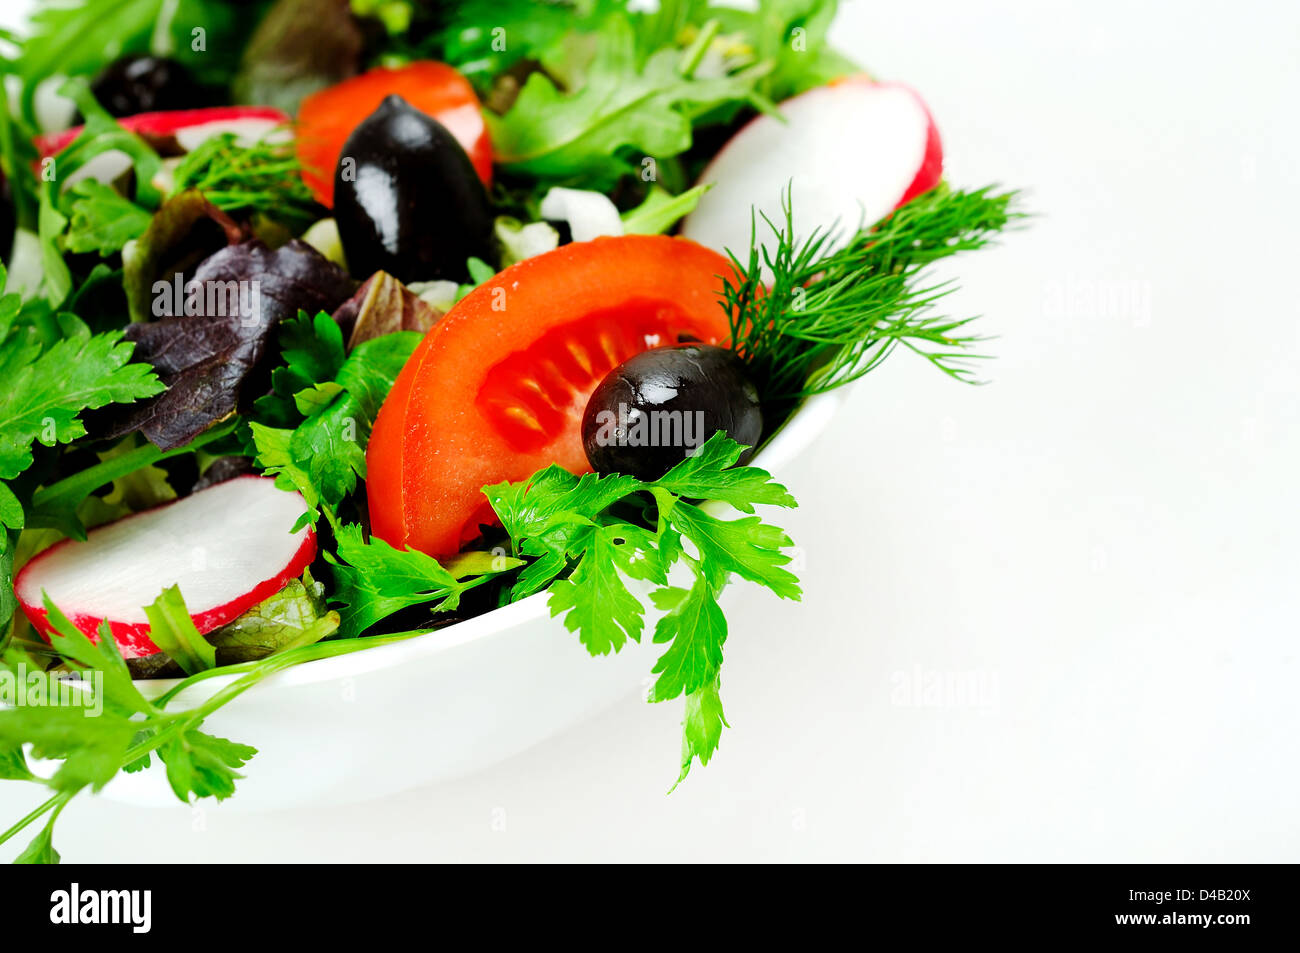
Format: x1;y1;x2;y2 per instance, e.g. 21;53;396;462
89;55;206;118
333;94;493;283
582;344;763;481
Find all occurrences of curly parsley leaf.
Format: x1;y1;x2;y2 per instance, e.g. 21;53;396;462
675;677;727;790
0;324;165;481
158;729;257;802
251;320;419;524
547;525;653;655
647;575;727;702
652;433;796;512
327;524;523;638
485;431;799;785
63;180;152;256
0;705;137;793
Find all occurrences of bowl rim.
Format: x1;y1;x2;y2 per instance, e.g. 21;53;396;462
136;388;844;699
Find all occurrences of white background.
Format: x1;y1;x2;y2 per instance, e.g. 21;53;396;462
2;0;1298;861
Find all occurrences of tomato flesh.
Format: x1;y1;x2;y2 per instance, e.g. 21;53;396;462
367;235;737;558
296;62;492;207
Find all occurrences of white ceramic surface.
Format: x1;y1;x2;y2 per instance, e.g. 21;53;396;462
93;391;844;810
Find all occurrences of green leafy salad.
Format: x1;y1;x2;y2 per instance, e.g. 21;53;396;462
0;0;1019;863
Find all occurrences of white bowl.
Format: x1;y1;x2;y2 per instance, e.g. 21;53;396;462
98;391;845;809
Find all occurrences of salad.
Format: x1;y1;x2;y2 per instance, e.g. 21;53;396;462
0;0;1018;863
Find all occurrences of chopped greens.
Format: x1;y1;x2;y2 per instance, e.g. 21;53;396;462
487;17;770;187
0;0;1022;863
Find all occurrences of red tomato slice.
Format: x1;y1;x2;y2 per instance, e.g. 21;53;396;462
296;62;492;207
367;235;738;558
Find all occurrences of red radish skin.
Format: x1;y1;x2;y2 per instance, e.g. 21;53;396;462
683;77;943;259
35;106;291;157
14;476;316;659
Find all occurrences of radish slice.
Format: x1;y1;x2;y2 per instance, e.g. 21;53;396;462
15;476;316;660
35;106;291;188
682;78;943;259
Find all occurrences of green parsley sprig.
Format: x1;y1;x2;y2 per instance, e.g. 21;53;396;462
0;596;428;864
484;431;800;786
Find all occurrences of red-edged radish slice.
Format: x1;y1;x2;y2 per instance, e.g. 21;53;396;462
682;78;942;259
15;476;316;659
35;106;291;187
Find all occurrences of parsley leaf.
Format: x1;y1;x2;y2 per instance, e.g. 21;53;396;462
547;525;652;655
675;678;727;790
647;576;727;701
251;319;420;524
0;322;165;481
327;524;523;638
12;815;60;865
158;729;257;802
0;706;137;792
485;432;800;784
63;181;152;256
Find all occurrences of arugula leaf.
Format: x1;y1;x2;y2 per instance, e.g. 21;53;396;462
142;585;217;676
710;0;859;101
488;16;768;186
0;325;164;481
620;184;712;235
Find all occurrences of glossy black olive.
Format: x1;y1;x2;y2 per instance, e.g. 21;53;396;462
582;344;763;481
89;55;205;118
333;94;492;283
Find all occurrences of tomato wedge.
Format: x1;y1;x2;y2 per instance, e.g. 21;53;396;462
296;62;492;206
367;235;737;558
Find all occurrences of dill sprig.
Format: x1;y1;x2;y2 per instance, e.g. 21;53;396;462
170;132;320;229
722;184;1022;401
